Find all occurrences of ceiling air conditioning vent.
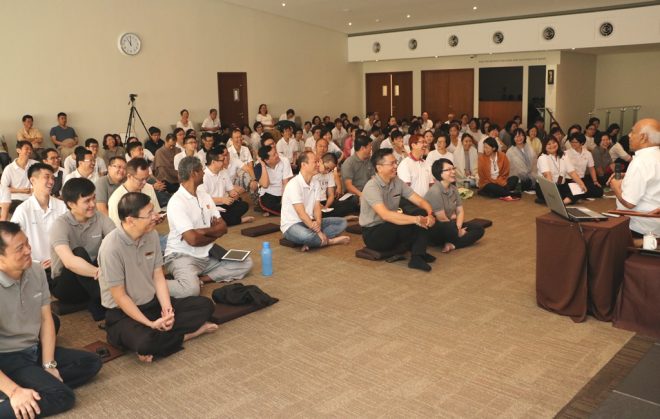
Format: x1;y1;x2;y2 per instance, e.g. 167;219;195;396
599;22;614;37
543;27;555;40
448;35;459;47
372;42;381;53
493;31;504;44
408;39;417;50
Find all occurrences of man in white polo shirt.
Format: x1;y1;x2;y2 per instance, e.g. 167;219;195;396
227;128;259;205
108;158;161;227
276;125;299;172
11;163;67;282
397;135;434;215
281;151;349;251
165;156;253;298
1;140;37;211
256;144;293;215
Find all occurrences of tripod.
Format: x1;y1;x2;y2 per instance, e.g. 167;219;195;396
124;94;149;146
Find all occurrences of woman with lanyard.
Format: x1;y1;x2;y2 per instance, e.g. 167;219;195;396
477;137;520;201
535;136;584;204
565;132;604;199
506;128;538;192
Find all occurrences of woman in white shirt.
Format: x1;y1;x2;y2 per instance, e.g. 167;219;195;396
506;128;538;192
447;123;462;153
565;132;604;198
426;132;454;171
256;104;274;131
526;126;543;156
536;136;584;204
176;109;194;131
583;123;598;151
453;133;478;187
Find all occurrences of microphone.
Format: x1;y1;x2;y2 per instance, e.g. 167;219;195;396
614;163;622;180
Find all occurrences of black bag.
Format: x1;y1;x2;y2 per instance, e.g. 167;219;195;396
211;283;278;308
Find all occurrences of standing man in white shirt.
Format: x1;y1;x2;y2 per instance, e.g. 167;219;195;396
11;163;68;281
609;118;660;237
256;145;293;216
1;140;37;212
165;157;253;298
281;151;349;251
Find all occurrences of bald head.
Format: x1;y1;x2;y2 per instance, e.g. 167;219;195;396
630;118;660;150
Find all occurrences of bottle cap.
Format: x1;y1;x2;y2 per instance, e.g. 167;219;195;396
263;241;270;248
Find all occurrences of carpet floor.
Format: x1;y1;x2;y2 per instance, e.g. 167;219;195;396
56;192;633;418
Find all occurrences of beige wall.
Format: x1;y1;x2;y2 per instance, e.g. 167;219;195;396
595;50;660;125
555;52;597;127
1;0;361;155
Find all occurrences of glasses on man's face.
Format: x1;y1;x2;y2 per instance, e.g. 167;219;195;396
132;175;149;184
110;165;126;171
134;209;157;219
379;160;398;167
83;159;95;163
47;156;61;161
214;159;225;163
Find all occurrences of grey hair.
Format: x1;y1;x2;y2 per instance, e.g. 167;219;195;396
640;123;660;146
178;156;203;181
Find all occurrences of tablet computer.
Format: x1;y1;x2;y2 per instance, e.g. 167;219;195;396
221;249;251;262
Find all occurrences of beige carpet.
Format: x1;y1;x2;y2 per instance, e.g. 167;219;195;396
57;193;632;418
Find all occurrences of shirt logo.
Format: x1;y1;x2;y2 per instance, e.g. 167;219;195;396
33;292;42;299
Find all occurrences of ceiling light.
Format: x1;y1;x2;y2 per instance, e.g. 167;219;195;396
571;47;575;50
375;18;380;23
342;8;350;12
434;56;439;58
473;6;478;10
406;14;411;18
281;2;286;6
348;22;352;26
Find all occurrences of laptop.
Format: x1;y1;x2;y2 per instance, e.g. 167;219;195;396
536;176;608;221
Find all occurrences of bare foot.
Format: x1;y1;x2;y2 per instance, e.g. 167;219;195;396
301;245;310;252
183;322;218;342
563;197;572;204
198;275;213;283
137;354;153;363
263;212;270;217
441;243;456;253
241;216;255;224
328;236;350;246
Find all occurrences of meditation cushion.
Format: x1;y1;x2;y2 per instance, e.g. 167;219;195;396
345;224;363;234
279;237;301;248
355;247;401;261
240;223;280;237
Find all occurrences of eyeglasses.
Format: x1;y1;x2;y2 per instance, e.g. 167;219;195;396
213;159;225;163
379;161;398;167
131;175;149;183
110;165;126;170
134;209;157;219
82;159;95;163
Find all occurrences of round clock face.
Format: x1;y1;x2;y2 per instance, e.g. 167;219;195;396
119;33;141;55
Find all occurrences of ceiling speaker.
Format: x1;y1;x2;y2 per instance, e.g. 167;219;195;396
372;42;381;53
408;39;417;50
599;22;614;37
448;35;459;47
493;31;504;44
542;27;555;40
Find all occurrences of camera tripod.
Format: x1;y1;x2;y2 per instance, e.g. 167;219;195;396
124;94;149;146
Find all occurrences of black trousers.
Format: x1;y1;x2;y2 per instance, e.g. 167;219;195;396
0;345;102;418
163;180;180;194
535;182;575;204
399;197;427;216
429;220;485;248
362;222;428;257
579;176;604;199
259;193;282;215
219;199;249;226
319;198;358;218
478;176;519;198
51;247;105;321
105;296;213;358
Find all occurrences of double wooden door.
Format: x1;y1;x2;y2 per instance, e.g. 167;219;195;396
365;71;412;120
421;69;474;123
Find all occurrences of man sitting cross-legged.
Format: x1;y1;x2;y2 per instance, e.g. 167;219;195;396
281;151;350;251
165;157;253;298
11;163;68;283
98;193;216;363
50;178;116;321
201;146;254;226
359;149;437;272
0;222;102;419
256;145;293;216
108;158;161;227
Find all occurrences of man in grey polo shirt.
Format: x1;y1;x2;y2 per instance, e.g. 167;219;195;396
50;178;116;321
0;222;102;418
340;135;375;214
95;156;127;215
98;193;216;363
359;149;437;272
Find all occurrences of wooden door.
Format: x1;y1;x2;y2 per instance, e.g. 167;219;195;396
217;72;248;127
365;73;391;123
391;71;413;120
422;69;474;122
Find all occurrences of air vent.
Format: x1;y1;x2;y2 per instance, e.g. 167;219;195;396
492;31;504;44
408;39;417;50
372;42;381;53
599;22;614;37
448;35;459;47
543;27;555;41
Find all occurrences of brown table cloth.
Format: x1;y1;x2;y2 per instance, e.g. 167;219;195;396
613;253;660;339
536;212;632;322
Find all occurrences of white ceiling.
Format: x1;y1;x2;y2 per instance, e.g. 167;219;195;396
222;0;654;35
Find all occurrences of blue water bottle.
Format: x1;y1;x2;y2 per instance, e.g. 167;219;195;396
261;242;273;277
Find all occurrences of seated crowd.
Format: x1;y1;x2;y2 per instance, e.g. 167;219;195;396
0;108;657;417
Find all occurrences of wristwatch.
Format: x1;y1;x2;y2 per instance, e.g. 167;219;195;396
43;360;58;369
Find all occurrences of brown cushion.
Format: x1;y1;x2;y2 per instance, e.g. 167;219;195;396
346;224;363;234
240;223;280;237
355;247;400;261
279;237;301;248
83;340;124;363
210;300;279;325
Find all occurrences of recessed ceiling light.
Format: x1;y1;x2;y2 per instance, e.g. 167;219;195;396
375;18;380;22
375;60;379;62
473;6;478;10
434;55;438;58
571;47;575;50
348;22;352;26
281;2;286;6
342;8;350;12
406;14;411;18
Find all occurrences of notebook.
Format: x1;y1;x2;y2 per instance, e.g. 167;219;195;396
536;176;607;221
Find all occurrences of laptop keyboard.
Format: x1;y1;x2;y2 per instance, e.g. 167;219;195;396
566;207;589;218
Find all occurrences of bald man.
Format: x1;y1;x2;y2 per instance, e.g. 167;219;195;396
608;118;660;237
